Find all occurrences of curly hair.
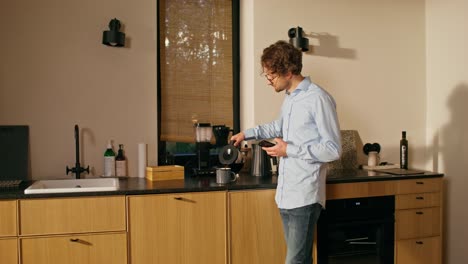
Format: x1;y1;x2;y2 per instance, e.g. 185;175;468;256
261;40;303;76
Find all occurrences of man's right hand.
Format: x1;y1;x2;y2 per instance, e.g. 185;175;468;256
230;132;245;147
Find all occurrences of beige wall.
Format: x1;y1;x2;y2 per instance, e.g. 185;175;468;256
241;0;427;167
0;0;157;178
426;0;468;263
1;0;466;262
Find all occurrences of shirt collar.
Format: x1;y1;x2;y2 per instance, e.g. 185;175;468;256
286;76;311;95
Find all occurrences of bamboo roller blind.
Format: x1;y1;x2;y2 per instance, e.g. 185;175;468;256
160;0;234;143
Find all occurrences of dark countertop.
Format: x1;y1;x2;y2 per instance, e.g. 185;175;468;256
0;169;443;199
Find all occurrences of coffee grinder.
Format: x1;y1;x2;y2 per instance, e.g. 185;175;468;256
193;123;214;175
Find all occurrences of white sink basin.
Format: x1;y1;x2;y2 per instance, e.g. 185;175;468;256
24;178;119;194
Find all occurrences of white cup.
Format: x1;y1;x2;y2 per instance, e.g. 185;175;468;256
216;167;237;184
368;151;380;167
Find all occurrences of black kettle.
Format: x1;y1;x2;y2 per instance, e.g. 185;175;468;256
218;142;244;173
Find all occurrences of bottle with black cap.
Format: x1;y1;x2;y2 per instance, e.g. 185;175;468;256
400;131;408;169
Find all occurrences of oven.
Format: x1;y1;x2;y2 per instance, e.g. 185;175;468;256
317;195;395;264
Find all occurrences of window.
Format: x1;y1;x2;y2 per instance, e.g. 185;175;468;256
157;0;239;164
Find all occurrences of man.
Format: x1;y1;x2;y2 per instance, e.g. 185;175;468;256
231;40;341;264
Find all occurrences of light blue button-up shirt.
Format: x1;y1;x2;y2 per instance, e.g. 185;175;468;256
244;77;341;209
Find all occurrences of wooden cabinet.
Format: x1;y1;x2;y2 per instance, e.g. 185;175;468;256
395;178;443;264
0;200;18;264
19;196;127;264
21;233;127;264
396;236;441;264
0;238;18;264
229;189;286;264
0;200;17;236
19;196;126;235
128;191;227;264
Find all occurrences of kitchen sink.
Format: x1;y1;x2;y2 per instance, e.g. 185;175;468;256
24;178;119;194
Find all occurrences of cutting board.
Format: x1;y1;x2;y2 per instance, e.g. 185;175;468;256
374;168;425;175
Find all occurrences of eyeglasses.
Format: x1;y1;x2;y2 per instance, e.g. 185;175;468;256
264;72;279;84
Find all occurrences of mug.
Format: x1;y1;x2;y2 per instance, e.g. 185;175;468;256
368;151;380;167
216;167;237;184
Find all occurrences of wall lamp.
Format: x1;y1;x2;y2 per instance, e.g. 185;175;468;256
102;18;125;47
288;27;309;52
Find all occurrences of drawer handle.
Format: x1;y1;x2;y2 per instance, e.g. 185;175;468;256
416;211;424;215
173;197;196;203
69;238;92;245
416;196;424;200
416;181;424;185
416;241;424;245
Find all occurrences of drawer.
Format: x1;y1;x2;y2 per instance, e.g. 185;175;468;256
396;236;441;264
0;238;18;264
396;207;441;240
0;200;17;236
396;192;441;209
20;232;127;264
19;196;126;235
396;178;442;194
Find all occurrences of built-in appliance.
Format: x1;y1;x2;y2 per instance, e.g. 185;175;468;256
317;195;395;264
0;125;29;189
193;123;214;175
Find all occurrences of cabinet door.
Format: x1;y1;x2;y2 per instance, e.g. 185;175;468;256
396;192;441;210
20;196;126;235
229;190;286;264
0;200;17;236
396;207;441;240
396;178;442;194
20;233;127;264
396;236;441;264
128;192;227;264
0;238;18;264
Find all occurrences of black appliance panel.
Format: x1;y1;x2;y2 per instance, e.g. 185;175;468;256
0;125;29;181
317;196;395;264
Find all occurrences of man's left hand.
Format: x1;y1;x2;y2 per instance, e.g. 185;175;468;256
262;137;287;157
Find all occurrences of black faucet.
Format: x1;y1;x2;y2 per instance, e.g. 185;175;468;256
66;124;90;179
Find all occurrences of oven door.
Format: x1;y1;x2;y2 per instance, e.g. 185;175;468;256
317;218;394;264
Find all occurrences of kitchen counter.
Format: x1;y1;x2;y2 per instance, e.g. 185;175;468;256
0;169;443;199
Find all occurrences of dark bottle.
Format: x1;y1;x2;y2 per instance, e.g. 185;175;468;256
400;131;408;169
115;144;127;177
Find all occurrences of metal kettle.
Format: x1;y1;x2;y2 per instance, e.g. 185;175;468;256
251;144;272;177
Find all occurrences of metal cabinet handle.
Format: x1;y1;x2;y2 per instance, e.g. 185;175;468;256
416;196;424;200
70;238;80;242
174;197;183;200
416;241;424;245
416;181;424;185
416;211;424;215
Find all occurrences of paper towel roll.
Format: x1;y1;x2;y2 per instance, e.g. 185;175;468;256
138;143;147;178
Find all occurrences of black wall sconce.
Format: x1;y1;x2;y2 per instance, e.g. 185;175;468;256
102;18;125;47
288;27;309;52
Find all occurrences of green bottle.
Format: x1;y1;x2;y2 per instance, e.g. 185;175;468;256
104;140;116;177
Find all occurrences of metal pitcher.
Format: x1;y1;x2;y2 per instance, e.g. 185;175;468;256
251;144;271;177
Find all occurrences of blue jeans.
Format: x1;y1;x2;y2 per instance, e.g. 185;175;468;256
280;203;322;264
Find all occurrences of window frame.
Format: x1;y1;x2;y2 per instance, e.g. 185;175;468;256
156;0;240;164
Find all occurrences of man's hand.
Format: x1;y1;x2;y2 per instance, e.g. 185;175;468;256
262;137;287;157
230;132;245;147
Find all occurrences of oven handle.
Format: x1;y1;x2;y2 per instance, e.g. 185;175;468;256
328;218;394;227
